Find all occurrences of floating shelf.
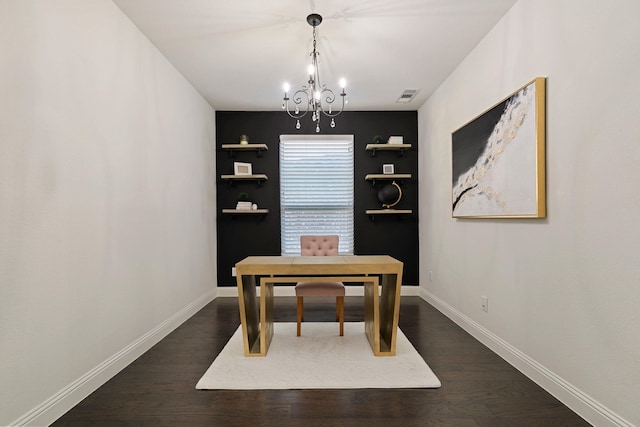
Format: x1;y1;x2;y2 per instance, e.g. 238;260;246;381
365;173;412;185
222;209;269;214
220;174;268;180
220;174;268;187
365;208;413;221
222;208;269;220
365;143;411;157
221;143;268;157
365;209;413;215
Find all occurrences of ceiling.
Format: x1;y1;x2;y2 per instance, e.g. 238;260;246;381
112;0;518;111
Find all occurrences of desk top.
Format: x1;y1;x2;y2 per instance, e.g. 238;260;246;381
235;255;403;276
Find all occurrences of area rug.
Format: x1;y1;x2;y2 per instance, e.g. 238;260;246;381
196;322;441;389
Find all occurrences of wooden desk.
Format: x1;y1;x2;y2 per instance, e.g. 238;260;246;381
235;255;404;357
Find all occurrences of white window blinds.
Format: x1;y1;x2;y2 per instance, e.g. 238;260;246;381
280;135;354;256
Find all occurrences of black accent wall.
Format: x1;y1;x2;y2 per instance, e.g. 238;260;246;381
216;111;418;286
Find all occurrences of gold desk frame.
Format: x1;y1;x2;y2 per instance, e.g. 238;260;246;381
235;255;404;357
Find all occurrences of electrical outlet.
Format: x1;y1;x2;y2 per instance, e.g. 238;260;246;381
481;296;489;312
231;267;236;277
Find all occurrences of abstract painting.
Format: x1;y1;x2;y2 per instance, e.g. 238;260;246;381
452;77;546;218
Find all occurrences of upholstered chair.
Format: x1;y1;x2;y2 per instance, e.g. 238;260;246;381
295;235;345;336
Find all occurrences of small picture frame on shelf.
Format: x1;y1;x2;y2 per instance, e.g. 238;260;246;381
383;164;395;175
234;162;252;176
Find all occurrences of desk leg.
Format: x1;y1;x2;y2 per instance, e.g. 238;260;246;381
236;274;275;357
379;273;401;355
363;276;380;355
364;273;401;356
237;274;261;356
259;277;275;356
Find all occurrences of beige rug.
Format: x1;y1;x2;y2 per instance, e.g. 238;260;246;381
196;322;441;389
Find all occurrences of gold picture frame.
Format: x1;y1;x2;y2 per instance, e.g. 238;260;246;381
451;77;546;218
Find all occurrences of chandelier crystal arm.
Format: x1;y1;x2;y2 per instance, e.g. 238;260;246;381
282;86;311;118
318;86;347;118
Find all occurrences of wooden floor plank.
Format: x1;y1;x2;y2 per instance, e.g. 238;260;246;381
52;296;590;426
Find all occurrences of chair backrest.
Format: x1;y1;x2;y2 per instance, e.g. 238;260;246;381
300;235;339;256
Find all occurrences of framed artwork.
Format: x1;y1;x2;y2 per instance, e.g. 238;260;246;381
383;164;395;174
234;162;252;176
451;77;546;218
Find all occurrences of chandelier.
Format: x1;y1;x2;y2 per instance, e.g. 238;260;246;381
282;14;347;133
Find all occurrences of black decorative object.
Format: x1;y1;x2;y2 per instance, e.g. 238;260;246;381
377;181;402;208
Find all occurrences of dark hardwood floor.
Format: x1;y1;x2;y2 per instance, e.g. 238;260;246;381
53;296;590;426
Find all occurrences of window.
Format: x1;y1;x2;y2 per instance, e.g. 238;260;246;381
280;135;354;255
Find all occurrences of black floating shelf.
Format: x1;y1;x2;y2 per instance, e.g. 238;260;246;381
221;143;268;158
365;143;411;157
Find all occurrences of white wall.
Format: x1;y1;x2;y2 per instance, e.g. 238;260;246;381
0;1;217;425
418;1;640;425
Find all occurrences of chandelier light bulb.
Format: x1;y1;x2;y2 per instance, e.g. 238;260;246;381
307;64;314;76
283;82;290;93
339;78;347;89
314;90;321;101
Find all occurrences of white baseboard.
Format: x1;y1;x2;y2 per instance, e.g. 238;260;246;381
216;285;421;298
420;288;632;427
11;289;217;427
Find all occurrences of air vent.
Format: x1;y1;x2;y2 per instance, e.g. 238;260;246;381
396;89;420;103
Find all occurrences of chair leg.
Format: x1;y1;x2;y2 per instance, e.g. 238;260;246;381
337;296;344;336
296;296;303;336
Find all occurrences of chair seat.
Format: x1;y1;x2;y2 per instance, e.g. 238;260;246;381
295;281;345;297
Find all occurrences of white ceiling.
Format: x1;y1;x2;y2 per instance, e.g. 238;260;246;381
112;0;518;111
